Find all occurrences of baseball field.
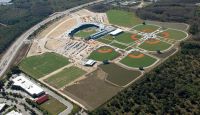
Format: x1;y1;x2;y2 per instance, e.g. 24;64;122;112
132;24;160;33
88;46;120;61
120;51;157;68
157;29;187;40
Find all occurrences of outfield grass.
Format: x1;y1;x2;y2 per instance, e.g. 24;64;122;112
106;10;142;27
132;24;160;33
40;96;66;115
74;27;97;38
158;29;187;40
139;40;172;51
115;32;141;44
88;46;119;61
110;42;128;49
99;63;141;86
44;66;86;89
120;52;157;68
19;52;70;79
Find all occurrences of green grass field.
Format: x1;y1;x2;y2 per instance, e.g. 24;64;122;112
106;10;142;27
88;46;119;61
139;39;172;51
120;52;157;68
40;96;66;115
97;36;113;44
74;27;97;38
110;42;128;49
19;53;70;79
99;63;141;86
115;32;142;44
132;24;160;33
44;66;86;89
157;29;187;40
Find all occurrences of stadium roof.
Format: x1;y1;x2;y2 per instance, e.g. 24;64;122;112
12;74;44;96
109;28;123;36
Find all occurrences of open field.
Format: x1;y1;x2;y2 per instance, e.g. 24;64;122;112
132;24;160;33
40;96;66;115
115;32;142;44
62;69;121;110
88;46;120;61
110;42;128;49
74;27;97;38
139;39;172;51
19;52;70;79
157;29;187;40
120;51;157;68
44;66;86;89
106;10;142;27
99;63;141;86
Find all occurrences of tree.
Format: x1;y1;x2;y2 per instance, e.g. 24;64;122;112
103;60;110;65
189;23;199;35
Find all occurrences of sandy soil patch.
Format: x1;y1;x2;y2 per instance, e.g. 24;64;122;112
45;39;66;50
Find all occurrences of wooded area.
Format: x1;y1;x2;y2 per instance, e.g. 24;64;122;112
0;0;93;54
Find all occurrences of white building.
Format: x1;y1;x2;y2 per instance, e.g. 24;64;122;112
83;59;96;66
109;28;123;36
12;74;44;98
0;103;6;112
6;110;22;115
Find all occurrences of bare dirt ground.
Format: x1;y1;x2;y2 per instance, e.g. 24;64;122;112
62;68;122;110
45;39;66;51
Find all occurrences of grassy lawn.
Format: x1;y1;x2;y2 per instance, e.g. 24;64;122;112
110;42;128;49
139;40;172;51
97;36;113;44
40;96;66;115
115;32;141;44
157;29;187;40
120;52;157;68
88;46;120;61
74;27;97;38
99;63;141;86
44;66;86;89
106;10;142;27
132;24;160;33
19;52;70;79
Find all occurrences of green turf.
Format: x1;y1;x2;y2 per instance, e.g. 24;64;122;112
158;29;187;40
88;46;119;61
44;66;86;89
115;32;141;44
97;37;113;44
74;27;97;38
110;42;128;49
120;52;157;68
139;40;171;51
19;52;70;79
99;63;141;86
132;24;160;33
106;10;143;27
40;96;66;115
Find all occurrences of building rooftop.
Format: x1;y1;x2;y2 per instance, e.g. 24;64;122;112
109;28;123;36
6;110;22;115
0;103;6;111
12;74;44;96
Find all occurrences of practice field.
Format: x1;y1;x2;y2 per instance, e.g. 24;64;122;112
99;63;141;86
106;10;142;27
132;24;160;33
62;69;121;110
157;29;187;40
40;96;66;115
110;42;128;49
44;66;86;89
120;51;157;68
88;46;120;61
115;32;142;44
74;27;97;38
139;38;172;51
19;53;70;79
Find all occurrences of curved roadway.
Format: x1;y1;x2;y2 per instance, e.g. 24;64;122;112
0;0;104;77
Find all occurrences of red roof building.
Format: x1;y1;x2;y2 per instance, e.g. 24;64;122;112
35;94;49;104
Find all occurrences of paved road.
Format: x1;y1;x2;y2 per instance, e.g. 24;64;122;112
0;0;105;78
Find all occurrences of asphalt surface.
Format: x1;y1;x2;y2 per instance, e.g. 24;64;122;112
0;0;104;78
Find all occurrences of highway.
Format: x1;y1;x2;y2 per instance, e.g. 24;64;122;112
0;0;104;78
